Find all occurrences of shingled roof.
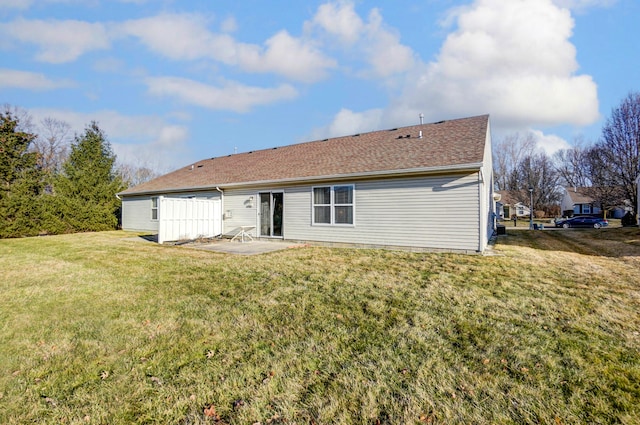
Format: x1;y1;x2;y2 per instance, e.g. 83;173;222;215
120;114;489;196
564;187;596;204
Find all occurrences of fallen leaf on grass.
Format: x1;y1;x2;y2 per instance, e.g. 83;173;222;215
204;404;220;419
41;396;57;407
100;370;110;380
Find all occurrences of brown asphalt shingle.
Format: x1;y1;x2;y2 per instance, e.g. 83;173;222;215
565;187;595;204
120;114;489;195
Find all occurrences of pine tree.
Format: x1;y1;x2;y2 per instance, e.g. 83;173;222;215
54;122;126;231
0;112;44;238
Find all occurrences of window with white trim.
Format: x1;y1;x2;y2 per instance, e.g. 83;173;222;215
151;197;158;220
312;185;354;225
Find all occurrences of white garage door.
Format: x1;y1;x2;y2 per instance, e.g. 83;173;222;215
158;197;222;244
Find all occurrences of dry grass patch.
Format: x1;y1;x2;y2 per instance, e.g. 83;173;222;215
0;230;639;424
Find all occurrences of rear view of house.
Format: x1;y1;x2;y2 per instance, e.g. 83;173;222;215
119;114;495;253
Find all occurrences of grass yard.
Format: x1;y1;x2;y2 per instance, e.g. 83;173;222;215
1;229;639;424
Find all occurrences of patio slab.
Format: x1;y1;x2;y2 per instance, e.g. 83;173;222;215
182;239;307;255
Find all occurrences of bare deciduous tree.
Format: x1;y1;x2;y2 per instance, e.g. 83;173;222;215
553;136;592;189
2;104;34;133
33;117;71;174
493;132;537;191
117;161;160;188
516;152;561;214
595;91;640;213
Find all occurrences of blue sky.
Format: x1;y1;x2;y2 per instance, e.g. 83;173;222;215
1;0;638;172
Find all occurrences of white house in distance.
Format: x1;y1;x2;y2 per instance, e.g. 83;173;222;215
560;187;602;217
119;115;496;253
495;190;531;220
560;186;628;218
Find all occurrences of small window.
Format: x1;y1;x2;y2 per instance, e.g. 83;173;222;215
151;197;158;220
312;185;354;225
583;204;591;214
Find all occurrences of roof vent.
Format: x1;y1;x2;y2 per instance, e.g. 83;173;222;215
352;133;360;137
419;130;423;139
434;120;445;124
189;165;194;170
197;164;203;168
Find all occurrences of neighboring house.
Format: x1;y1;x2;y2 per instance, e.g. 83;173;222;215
495;191;530;219
561;187;601;216
560;186;625;218
119;115;495;253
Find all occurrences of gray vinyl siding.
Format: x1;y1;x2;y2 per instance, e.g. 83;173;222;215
121;196;158;232
121;191;221;232
220;188;259;237
122;173;483;251
284;173;481;251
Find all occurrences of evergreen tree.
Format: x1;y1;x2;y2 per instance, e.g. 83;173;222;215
0;112;45;238
54;122;125;231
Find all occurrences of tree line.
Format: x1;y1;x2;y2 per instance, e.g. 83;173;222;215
0;106;157;238
494;92;640;220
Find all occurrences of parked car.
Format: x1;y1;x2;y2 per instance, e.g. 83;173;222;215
554;216;609;229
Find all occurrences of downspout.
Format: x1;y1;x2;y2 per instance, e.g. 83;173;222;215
215;187;224;236
478;169;485;252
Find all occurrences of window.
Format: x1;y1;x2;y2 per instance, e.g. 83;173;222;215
583;204;591;214
312;185;354;225
151;197;158;220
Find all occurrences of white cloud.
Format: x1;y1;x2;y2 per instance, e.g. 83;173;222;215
220;16;238;33
0;68;74;90
249;30;336;82
0;18;110;63
310;0;364;44
117;13;335;82
0;12;335;81
145;76;299;113
307;1;416;78
411;0;600;128
29;108;191;170
308;108;384;140
321;0;600;136
528;129;572;155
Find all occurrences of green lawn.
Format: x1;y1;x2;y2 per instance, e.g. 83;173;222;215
1;230;639;424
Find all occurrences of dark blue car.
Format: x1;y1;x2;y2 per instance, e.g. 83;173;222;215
555;216;609;229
